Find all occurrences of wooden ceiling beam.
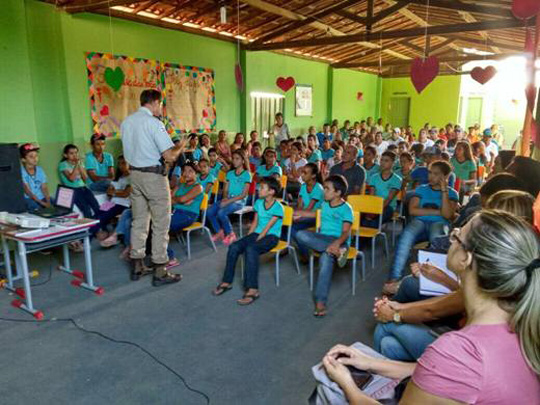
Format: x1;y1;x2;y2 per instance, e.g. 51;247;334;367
334;10;366;25
371;0;413;25
64;0;143;13
246;18;532;51
446;34;522;52
253;0;364;45
337;52;522;68
457;11;501;53
132;0;158;14
403;0;515;18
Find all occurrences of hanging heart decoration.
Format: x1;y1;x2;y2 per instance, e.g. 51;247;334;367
470;66;497;85
100;105;110;116
357;92;364;101
104;67;125;92
234;63;244;92
410;56;440;94
512;0;540;20
276;76;295;92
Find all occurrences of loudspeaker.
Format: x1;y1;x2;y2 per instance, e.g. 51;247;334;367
0;143;27;213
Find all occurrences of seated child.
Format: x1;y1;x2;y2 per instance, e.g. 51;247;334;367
212;177;284;305
184;133;203;162
19;143;51;211
246;130;259;156
325;145;343;175
292;163;324;253
321;139;335;162
249;141;262;167
208;147;228;178
197;158;217;195
295;175;354;317
395;152;414;192
363;145;380;180
255;147;282;183
306;134;322;169
85;133;115;193
283;141;308;197
365;151;402;226
170;162;204;232
208;149;252;245
385;161;458;295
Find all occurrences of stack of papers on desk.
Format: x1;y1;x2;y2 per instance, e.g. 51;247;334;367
418;250;459;296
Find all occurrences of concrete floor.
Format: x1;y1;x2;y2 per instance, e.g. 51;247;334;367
0;230;391;404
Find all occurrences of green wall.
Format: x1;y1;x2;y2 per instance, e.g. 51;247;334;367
330;69;382;123
381;76;461;131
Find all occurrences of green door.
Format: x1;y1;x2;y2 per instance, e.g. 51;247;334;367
388;97;410;128
465;97;483;129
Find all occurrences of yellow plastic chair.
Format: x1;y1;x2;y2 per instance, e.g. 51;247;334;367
308;211;366;295
210;178;220;202
280;175;288;200
347;195;389;268
176;194;217;260
217;170;226;183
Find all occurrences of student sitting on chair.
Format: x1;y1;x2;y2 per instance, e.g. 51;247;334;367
197;159;216;196
362;145;380;181
291;163;324;257
208;149;252;246
255;147;282;183
295;175;354;317
306;134;322;169
85;133;115;193
170;162;204;233
364;151;402;227
212;177;284;306
321;138;335;162
248;141;262;167
19;143;52;211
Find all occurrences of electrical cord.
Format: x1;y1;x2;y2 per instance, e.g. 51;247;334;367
0;316;210;404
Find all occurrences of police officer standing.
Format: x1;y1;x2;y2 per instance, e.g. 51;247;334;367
121;89;186;286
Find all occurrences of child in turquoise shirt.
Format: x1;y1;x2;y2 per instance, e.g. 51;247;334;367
170;162;204;232
85;133;115;192
197;159;217;195
213;176;284;306
363;145;380;180
295;175;354;317
19;143;51;211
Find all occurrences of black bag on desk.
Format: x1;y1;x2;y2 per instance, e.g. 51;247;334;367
0;144;26;213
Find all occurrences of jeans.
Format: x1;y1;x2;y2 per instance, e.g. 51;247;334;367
296;230;347;304
99;204;126;231
374;322;436;361
393;275;431;303
389;219;448;281
361;205;394;228
222;233;279;289
88;180;112;193
116;209;132;246
207;201;244;235
290;217;316;256
73;187;101;219
170;209;198;232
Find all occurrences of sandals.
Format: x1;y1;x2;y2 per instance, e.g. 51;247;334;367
313;304;327;317
212;283;233;296
237;291;260;306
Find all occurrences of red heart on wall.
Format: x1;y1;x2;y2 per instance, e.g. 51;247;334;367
470;66;497;85
276;76;295;92
410;56;440;94
512;0;540;19
100;105;109;116
357;92;364;101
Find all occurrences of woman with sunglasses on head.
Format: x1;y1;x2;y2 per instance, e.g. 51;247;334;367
322;210;540;404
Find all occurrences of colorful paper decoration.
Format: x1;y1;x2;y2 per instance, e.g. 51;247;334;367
104;67;125;92
512;0;540;20
470;66;497;85
276;76;295;92
410;56;440;94
235;63;244;92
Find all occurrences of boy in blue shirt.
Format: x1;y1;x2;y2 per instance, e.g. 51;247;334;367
19;143;52;211
212;177;284;305
385;161;459;295
366;151;402;226
363;145;380;180
85;133;115;192
321;139;335;162
295;175;354;317
248;141;263;167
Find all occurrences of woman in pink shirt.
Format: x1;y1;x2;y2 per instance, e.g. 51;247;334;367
322;210;540;404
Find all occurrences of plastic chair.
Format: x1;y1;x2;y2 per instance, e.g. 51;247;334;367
217;170;226;183
390;190;406;246
232;183;257;237
280;175;288;200
176;194;217;260
347;195;389;268
269;205;301;286
308;211;366;295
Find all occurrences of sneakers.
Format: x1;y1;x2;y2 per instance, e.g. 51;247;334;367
222;232;237;246
211;230;225;242
337;247;349;268
100;233;119;248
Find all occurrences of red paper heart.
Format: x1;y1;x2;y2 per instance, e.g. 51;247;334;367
410;56;440;94
470;66;497;85
203;109;209;118
512;0;540;19
100;105;109;116
276;76;295;92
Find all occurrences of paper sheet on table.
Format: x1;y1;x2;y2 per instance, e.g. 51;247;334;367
418;250;458;296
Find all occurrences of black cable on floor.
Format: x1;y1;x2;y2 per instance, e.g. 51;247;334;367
31;255;53;287
0;316;210;404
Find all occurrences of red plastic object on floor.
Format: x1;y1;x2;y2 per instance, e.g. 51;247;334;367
11;299;23;308
15;287;26;298
70;279;83;287
72;270;85;280
94;286;105;296
33;311;44;320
